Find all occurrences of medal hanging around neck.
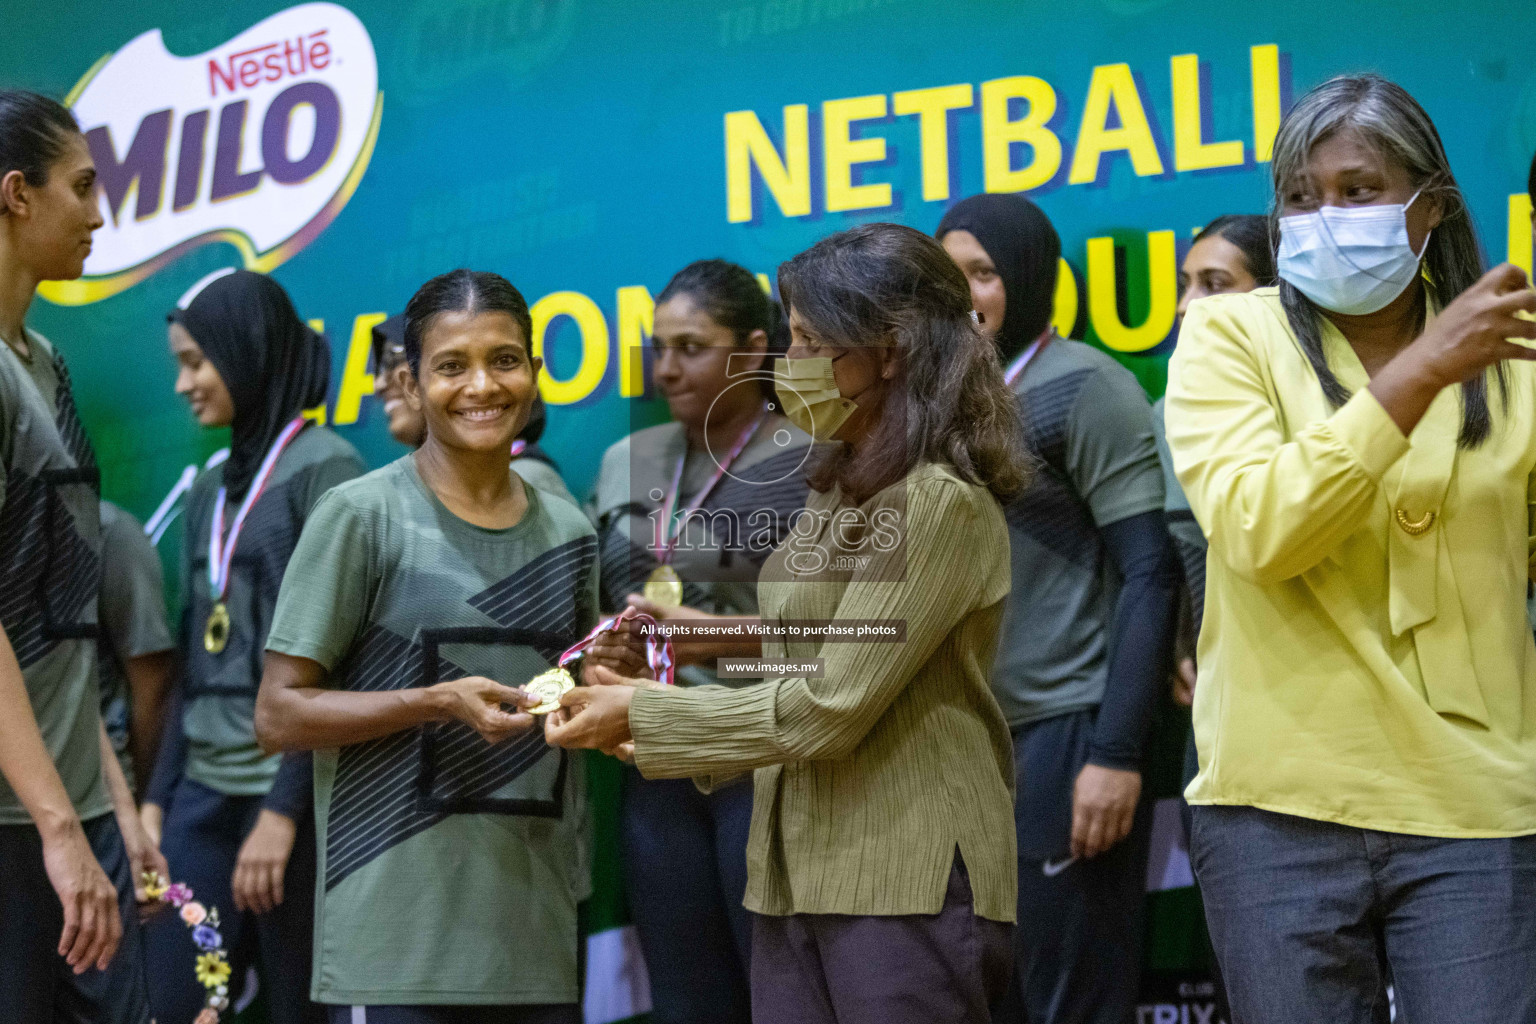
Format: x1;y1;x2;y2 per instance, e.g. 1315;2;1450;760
1003;329;1053;387
645;408;768;607
204;417;307;654
524;612;677;715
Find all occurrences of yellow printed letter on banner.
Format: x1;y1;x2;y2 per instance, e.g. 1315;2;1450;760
302;318;328;424
1068;64;1165;185
1251;44;1281;164
532;291;609;405
616;285;653;398
1171;54;1244;172
1509;193;1534;283
1086;231;1178;353
333;312;386;425
725;106;812;223
1052;257;1079;338
893;84;973;202
824;94;892;213
980;76;1061;194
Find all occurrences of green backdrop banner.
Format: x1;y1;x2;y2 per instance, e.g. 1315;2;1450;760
5;3;1536;1021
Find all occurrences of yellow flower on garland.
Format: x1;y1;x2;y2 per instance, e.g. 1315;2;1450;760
195;952;231;989
141;872;168;900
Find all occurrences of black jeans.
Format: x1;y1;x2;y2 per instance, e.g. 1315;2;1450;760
621;768;754;1024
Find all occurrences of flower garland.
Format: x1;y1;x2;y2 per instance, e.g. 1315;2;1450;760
142;871;231;1023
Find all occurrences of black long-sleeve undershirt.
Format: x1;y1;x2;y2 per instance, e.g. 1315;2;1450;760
1086;509;1181;772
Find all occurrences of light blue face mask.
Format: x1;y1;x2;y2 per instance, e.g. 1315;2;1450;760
1277;190;1429;316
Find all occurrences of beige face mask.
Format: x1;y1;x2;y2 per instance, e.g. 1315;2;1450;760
773;356;858;441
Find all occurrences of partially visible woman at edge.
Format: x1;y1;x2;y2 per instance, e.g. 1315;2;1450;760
1166;73;1536;1023
0;88;162;1023
141;269;365;1024
590;258;809;1024
548;223;1031;1024
255;269;649;1024
372;311;576;504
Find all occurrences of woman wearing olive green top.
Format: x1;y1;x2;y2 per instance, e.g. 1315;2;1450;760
548;223;1031;1023
1167;75;1536;1024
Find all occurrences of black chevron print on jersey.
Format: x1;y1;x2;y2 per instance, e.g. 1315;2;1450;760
50;352;98;473
1005;369;1101;568
466;535;597;660
324;539;594;891
0;468;101;667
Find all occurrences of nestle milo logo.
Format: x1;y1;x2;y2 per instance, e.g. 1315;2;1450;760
40;3;382;306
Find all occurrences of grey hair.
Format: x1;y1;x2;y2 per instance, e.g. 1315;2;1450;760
1269;73;1497;448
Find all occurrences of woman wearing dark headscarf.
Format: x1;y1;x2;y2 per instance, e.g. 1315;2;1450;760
938;195;1179;1024
141;269;364;1024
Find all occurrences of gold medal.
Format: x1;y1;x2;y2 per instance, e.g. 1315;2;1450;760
524;666;576;715
644;564;683;608
204;601;231;654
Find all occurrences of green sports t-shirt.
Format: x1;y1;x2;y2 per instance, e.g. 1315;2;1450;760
0;332;109;824
266;455;596;1006
179;425;364;796
990;339;1165;728
97;500;174;790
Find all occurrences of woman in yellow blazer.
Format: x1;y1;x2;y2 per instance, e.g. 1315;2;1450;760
547;223;1031;1024
1166;73;1536;1024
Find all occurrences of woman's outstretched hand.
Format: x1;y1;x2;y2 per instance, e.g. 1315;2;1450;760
545;664;660;757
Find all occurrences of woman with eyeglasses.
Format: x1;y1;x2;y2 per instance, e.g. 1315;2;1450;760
1166;74;1536;1023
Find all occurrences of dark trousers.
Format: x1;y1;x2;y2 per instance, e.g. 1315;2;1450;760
145;777;321;1024
326;1004;581;1024
0;812;150;1024
999;710;1151;1024
750;856;1012;1024
620;768;753;1024
1192;804;1536;1024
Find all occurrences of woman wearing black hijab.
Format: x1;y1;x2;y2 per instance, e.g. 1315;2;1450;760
142;269;364;1024
938;195;1179;1024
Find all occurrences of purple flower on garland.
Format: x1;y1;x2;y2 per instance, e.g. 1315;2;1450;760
164;883;194;907
192;924;222;950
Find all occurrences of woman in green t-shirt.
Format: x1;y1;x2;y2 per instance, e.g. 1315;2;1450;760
256;270;645;1024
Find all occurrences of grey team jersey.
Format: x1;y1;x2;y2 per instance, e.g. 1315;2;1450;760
990;338;1164;728
0;331;108;823
267;456;597;1004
